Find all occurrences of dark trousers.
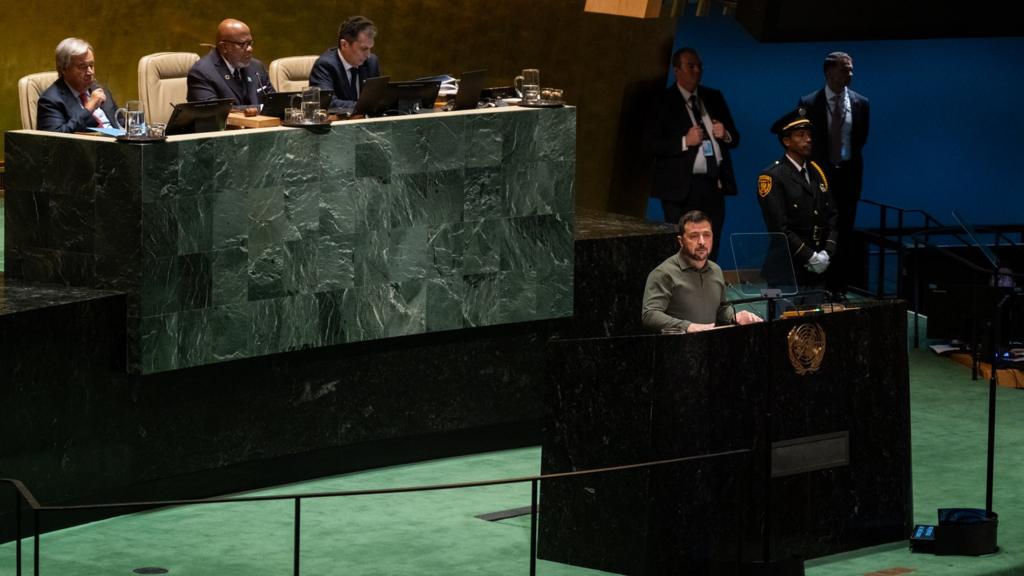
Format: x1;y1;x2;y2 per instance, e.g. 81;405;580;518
660;175;725;262
824;162;863;293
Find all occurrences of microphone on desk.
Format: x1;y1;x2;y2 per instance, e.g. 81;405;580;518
254;71;273;110
255;71;272;94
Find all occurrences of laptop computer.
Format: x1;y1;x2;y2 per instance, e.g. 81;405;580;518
261;89;335;119
166;98;234;135
453;70;486;111
329;76;391;117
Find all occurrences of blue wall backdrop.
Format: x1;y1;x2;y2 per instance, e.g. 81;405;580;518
650;10;1024;268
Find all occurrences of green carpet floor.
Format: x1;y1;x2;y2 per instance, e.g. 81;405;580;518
2;317;1023;575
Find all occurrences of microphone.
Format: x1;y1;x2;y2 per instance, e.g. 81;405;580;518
255;71;271;94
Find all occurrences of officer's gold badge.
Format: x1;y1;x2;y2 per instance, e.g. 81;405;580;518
787;323;826;375
758;175;773;197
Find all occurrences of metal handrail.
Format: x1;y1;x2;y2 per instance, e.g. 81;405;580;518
854;198;1023;303
3;446;750;576
856;199;946;297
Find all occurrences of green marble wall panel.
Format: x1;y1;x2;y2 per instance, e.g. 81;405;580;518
5;106;576;373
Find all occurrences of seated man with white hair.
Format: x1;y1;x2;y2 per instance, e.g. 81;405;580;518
37;37;121;133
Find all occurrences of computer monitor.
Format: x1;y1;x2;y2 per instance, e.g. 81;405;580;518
166;99;234;135
331;77;439;118
454;70;486;111
385;80;442;114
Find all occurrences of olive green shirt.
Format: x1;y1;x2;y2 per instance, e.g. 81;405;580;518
642;253;735;333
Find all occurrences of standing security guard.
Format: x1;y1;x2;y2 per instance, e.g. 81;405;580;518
756;108;838;293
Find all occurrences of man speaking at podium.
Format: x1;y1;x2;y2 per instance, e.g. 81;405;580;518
642;211;762;333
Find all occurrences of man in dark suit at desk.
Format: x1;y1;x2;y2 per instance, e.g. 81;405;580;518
647;47;740;262
798;52;869;296
37;37;121;133
309;15;381;110
187;18;273;106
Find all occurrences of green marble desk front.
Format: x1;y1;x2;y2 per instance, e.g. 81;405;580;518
4;106;576;373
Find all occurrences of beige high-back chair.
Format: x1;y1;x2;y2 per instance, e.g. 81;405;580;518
18;71;60;130
268;56;318;92
138;52;200;124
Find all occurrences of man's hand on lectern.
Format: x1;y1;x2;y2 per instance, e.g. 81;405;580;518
736;310;764;325
686;322;716;333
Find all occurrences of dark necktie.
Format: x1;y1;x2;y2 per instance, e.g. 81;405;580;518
689;94;702;129
800;167;810;185
830;94;844;165
691;94;718;178
350;67;360;98
78;91;106;128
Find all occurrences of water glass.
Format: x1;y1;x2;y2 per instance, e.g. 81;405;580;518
147;122;166;138
116;100;146;137
514;69;541;101
285;107;303;124
302;86;321;122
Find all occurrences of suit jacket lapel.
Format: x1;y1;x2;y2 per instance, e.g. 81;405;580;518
214;56;246;103
785;160;814;197
333;51;356;101
58;81;79;112
812;89;828;128
59;80;95;127
851;90;867;144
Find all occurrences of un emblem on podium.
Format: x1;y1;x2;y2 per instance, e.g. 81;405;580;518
787;323;826;374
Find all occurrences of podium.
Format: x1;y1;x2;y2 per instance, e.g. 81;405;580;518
539;301;911;574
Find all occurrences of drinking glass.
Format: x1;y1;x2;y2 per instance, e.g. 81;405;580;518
301;87;321;123
116;100;146;137
514;69;541;101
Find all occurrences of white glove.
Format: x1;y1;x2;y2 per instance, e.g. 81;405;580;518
811;250;827;270
805;250;829;274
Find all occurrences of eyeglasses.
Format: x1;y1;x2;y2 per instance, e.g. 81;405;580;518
221;40;253;49
71;61;96;71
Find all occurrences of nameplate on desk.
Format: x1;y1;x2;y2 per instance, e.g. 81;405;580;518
771;430;849;478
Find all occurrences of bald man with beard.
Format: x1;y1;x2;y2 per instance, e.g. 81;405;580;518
187;18;273;106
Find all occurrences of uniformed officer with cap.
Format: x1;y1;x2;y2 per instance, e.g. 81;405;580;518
756;107;838;292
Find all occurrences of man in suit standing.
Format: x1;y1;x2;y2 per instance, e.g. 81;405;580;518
647;47;740;261
37;37;121;133
309;15;381;110
798;52;869;296
187;19;273;106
